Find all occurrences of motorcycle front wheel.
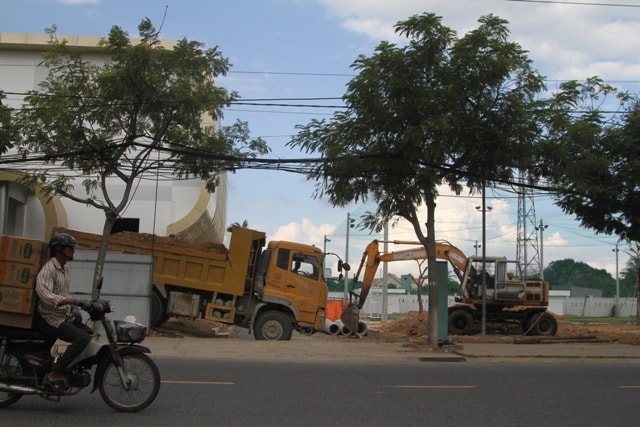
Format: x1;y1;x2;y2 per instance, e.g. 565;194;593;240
0;350;24;408
98;352;160;412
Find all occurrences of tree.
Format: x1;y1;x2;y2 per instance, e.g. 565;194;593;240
544;259;615;296
539;78;638;241
289;13;546;345
227;219;249;232
14;20;269;297
413;259;427;314
619;244;640;299
0;91;15;154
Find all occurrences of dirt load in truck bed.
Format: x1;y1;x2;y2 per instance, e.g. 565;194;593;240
112;231;227;254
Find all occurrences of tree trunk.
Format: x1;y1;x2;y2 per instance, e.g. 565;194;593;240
92;211;118;298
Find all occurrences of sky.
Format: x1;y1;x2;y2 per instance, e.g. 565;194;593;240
1;0;638;280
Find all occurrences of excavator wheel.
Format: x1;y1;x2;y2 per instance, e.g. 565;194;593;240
527;312;558;336
340;304;360;335
448;309;475;335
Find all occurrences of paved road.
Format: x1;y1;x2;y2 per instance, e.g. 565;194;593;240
2;356;639;426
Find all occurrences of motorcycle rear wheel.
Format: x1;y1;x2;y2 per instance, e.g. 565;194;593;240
98;352;160;412
0;350;24;408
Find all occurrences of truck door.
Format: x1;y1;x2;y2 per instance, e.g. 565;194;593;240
273;248;325;324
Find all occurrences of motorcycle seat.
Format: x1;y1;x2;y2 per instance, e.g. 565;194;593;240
0;325;48;341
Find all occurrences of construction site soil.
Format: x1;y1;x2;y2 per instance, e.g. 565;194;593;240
151;312;640;345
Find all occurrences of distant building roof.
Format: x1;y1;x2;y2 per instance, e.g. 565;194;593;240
0;32;176;52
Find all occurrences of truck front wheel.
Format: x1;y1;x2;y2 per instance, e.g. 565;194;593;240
254;311;293;341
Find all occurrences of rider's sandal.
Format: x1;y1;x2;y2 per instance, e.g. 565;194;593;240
43;375;68;392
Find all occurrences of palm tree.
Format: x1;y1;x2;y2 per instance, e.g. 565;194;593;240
226;220;249;233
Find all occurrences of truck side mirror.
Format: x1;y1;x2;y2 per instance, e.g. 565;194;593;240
338;260;351;272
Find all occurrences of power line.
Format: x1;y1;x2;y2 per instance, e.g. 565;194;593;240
229;70;354;77
507;0;640;7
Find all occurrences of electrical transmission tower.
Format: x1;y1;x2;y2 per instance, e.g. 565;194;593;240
516;178;541;279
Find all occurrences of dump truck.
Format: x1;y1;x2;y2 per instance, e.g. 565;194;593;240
56;227;329;341
342;239;557;337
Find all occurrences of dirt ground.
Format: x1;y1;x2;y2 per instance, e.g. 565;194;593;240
152;311;640;345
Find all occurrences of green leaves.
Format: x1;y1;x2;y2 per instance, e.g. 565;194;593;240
13;18;268;225
289;12;545;233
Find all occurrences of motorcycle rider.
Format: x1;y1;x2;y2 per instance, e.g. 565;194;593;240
34;232;92;391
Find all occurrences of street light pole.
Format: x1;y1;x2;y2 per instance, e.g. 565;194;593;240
536;219;549;281
343;212;354;301
475;185;491;337
613;241;620;317
323;235;331;270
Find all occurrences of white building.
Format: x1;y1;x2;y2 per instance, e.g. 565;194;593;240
0;32;226;242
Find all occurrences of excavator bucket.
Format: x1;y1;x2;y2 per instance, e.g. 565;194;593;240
340;304;360;335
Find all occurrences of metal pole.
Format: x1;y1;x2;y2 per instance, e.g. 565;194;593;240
382;222;389;321
343;212;350;301
481;184;487;337
614;241;620;317
323;235;330;270
538;219;548;281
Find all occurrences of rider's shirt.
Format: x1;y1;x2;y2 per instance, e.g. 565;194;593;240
35;257;73;328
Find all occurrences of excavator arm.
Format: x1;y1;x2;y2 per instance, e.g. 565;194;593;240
340;238;473;333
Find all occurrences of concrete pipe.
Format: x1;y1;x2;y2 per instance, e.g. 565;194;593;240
357;321;368;336
324;319;340;335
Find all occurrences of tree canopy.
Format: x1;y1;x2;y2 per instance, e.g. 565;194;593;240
539;79;639;241
289;13;547;345
544;258;616;296
0;91;15;154
12;19;269;295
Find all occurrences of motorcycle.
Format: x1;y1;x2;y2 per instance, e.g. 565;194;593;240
0;293;161;412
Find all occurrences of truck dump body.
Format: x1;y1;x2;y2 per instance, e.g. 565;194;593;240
59;227;264;296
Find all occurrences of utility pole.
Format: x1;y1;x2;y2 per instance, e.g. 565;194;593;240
382;222;389;321
323;235;331;270
612;240;620;317
343;212;354;301
535;219;549;280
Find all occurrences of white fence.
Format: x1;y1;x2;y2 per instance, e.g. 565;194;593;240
329;291;638;318
68;250;153;326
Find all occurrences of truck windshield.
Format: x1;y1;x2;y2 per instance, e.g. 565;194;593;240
277;249;319;280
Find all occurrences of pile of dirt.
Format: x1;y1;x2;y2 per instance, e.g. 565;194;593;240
372;311;640;344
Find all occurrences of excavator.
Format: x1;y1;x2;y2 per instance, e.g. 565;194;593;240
340;239;558;337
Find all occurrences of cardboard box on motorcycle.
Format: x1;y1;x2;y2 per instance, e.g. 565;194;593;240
0;235;47;328
0;285;37;328
0;235;44;265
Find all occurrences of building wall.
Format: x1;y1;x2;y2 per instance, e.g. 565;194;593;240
0;33;226;242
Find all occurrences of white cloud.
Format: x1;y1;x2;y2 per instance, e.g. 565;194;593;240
316;0;640;84
271;218;335;248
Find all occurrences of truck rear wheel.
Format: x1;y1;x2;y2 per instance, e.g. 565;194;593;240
150;289;169;327
528;312;558;336
254;311;293;341
448;309;474;335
